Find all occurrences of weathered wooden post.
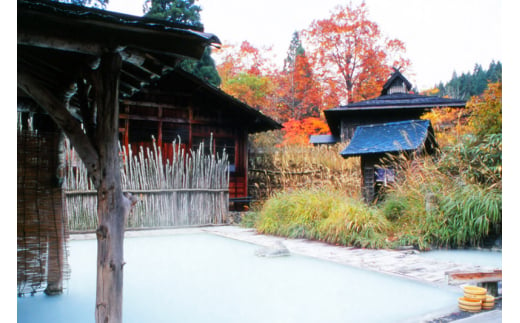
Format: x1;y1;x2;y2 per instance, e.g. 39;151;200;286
91;52;127;323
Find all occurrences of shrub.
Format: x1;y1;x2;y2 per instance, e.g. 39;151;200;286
467;81;501;137
256;189;336;239
256;189;390;248
240;211;259;228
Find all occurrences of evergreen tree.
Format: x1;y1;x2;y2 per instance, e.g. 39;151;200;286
434;61;501;100
144;0;202;28
486;61;502;83
179;47;221;86
55;0;107;8
143;0;221;87
283;32;305;72
472;64;487;96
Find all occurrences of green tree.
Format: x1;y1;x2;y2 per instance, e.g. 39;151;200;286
143;0;202;27
434;61;502;100
55;0;108;8
283;32;306;72
143;0;221;87
486;60;502;83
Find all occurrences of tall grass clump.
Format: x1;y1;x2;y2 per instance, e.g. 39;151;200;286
317;199;389;248
379;155;447;250
438;183;501;247
256;189;390;248
380;137;502;250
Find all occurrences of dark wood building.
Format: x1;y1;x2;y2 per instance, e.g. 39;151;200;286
322;70;466;203
341;119;437;202
119;68;282;204
324;70;466;143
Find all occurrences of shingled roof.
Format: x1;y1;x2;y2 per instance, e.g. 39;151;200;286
329;92;466;110
340;120;437;157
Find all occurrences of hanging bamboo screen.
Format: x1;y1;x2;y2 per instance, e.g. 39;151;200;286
17;130;70;296
64;136;230;231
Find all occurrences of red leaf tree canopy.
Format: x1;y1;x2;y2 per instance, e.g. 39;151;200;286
303;1;410;104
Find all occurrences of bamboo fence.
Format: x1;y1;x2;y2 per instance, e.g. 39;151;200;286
64;136;230;231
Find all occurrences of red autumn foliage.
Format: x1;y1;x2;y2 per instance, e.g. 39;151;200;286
303;2;410;104
214;2;411;147
215;42;280;118
281;117;330;146
276;50;325;121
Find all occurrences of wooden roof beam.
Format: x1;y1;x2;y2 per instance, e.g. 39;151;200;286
122;62;159;85
18;22;211;61
19;0;220;60
120;71;147;90
18;33;163;69
119;81;141;98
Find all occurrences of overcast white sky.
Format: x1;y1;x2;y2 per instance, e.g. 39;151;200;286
106;0;504;91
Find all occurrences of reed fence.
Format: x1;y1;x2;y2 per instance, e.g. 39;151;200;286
17;129;70;296
248;144;362;201
64;136;230;231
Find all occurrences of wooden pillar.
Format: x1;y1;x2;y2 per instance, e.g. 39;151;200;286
242;129;248;198
44;133;67;295
361;155;377;203
92;52;129;323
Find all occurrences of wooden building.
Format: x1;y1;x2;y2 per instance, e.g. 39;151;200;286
119;68;281;206
341;120;437;202
324;69;466;143
322;70;466;203
18;0;221;303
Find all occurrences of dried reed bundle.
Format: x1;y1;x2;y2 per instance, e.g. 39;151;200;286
248;144;361;201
